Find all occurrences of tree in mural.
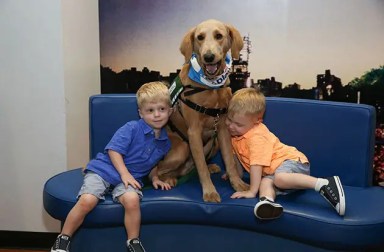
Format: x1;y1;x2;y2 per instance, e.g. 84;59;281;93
348;66;384;122
347;66;384;186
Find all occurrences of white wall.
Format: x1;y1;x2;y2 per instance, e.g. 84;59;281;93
0;0;100;232
62;1;100;169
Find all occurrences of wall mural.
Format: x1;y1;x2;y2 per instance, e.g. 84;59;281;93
98;0;384;185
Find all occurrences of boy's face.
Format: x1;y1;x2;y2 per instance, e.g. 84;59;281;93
139;100;172;131
225;112;259;137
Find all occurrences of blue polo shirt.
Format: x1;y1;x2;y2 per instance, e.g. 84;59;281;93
85;119;171;186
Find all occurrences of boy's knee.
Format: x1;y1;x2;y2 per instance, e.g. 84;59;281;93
273;173;285;188
119;192;140;209
78;194;98;211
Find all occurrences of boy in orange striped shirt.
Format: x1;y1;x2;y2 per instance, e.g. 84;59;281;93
225;88;345;219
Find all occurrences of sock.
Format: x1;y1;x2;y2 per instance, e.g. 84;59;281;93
261;196;275;202
315;178;328;192
59;234;70;239
127;238;139;245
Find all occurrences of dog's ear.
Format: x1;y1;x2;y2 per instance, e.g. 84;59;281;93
227;24;244;60
180;27;195;63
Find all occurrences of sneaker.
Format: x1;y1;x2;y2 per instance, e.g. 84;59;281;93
127;238;146;252
254;197;283;220
319;176;346;216
51;234;71;252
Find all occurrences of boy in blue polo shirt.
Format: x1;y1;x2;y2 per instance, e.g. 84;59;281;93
51;82;173;252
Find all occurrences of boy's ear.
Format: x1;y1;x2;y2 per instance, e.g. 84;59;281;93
138;109;143;118
254;117;263;124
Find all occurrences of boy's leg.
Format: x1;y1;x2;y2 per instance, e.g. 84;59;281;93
254;177;283;220
273;160;315;190
61;194;99;236
51;172;106;252
274;172;317;189
51;194;99;252
259;177;276;200
114;184;146;252
118;191;141;239
274;160;345;216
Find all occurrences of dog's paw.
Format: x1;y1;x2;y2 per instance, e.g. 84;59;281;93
203;191;221;203
231;179;250;192
208;163;221;174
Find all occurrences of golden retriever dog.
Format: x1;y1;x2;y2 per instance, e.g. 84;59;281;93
157;19;249;202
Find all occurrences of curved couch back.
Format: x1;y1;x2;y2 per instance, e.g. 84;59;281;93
89;94;376;187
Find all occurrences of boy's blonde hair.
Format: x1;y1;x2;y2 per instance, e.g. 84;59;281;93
136;81;171;108
228;88;266;118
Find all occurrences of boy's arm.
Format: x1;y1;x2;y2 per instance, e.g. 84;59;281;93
108;150;141;189
231;164;263;199
149;166;172;190
248;164;263;195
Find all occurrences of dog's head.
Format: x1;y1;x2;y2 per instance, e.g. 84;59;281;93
180;19;244;79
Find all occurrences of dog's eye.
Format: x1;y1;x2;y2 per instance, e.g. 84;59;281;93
215;33;223;40
197;34;205;41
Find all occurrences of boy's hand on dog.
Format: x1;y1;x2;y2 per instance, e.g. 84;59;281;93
152;178;172;190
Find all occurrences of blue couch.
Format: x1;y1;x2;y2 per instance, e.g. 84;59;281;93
44;94;384;252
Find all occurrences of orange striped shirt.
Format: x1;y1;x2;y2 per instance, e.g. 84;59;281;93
231;123;308;175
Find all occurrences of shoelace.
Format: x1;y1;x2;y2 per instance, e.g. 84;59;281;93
327;186;338;200
54;236;69;250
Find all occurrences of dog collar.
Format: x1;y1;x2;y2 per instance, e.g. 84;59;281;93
188;53;232;89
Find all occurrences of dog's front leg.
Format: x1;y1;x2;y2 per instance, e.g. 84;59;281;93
217;118;249;192
188;126;221;203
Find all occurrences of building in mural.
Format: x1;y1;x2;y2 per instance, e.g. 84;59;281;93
229;35;252;93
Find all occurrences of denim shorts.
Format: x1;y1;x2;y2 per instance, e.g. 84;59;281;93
78;171;143;203
264;159;310;195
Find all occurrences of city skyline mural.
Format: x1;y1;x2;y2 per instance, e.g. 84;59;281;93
99;0;383;91
98;0;384;185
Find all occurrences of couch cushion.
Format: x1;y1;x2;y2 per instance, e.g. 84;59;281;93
264;97;376;187
43;165;384;250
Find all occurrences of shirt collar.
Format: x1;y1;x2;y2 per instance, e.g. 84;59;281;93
138;119;168;140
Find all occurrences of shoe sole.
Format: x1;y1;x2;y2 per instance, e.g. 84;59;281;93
334;176;346;216
254;201;283;220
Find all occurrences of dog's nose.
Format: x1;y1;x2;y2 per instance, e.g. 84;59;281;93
204;53;215;63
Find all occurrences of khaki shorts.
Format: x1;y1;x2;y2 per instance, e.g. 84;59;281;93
78;171;143;203
264;159;310;195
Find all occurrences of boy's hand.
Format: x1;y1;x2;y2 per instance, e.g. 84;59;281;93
230;190;256;199
121;173;141;189
152;177;172;190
